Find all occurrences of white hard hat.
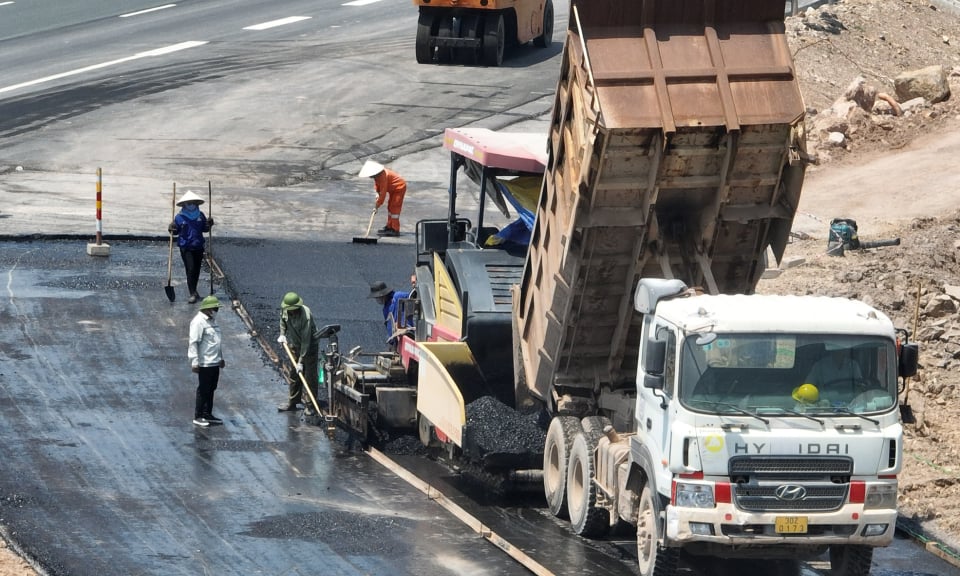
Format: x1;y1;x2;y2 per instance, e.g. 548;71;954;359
176;190;205;206
358;160;385;178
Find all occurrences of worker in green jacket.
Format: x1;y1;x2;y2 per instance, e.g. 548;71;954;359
276;292;321;414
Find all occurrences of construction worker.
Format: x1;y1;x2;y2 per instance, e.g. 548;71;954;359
188;295;225;427
276;292;321;414
358;160;407;237
368;281;411;346
168;189;213;303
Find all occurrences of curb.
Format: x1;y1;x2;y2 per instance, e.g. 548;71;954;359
897;516;960;569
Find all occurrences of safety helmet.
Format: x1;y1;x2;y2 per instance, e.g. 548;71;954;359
792;383;820;404
281;292;303;310
358;160;385;178
199;295;221;311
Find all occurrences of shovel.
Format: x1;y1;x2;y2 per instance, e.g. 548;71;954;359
280;340;324;418
352;207;378;244
165;183;177;302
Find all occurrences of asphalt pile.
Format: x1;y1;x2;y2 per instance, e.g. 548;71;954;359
463;396;546;470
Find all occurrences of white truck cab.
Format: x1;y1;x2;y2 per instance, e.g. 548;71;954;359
615;278;918;576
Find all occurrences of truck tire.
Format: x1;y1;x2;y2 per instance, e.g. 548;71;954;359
566;431;609;537
637;484;679;576
482;13;505;67
533;0;553;48
415;11;434;64
543;415;580;517
829;544;873;576
581;415;611;444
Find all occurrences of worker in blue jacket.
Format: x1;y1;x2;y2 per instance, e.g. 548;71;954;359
168;190;213;303
368;281;411;346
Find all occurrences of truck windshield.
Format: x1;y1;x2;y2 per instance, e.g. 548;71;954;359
679;334;898;417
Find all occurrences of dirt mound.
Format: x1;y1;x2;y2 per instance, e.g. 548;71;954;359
778;0;960;551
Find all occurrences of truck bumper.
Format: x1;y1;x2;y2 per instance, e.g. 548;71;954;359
665;504;896;548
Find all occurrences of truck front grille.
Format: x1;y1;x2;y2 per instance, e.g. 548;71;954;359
729;456;853;477
734;484;848;512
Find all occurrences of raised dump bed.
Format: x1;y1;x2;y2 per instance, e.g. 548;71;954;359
515;0;809;412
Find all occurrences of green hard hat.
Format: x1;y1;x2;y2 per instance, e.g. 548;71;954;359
199;295;221;311
281;292;303;310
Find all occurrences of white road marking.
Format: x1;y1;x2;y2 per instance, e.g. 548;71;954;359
242;16;311;31
0;1;15;6
119;4;177;18
342;0;383;6
0;41;207;95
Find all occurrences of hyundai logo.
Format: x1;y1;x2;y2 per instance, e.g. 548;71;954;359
775;485;807;501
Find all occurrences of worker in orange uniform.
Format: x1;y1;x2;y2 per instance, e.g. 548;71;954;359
359;160;407;237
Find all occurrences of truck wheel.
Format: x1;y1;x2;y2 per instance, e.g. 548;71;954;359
637;484;679;576
581;415;611;444
543;415;579;517
829;544;873;576
566;431;609;537
533;0;553;48
482;13;505;67
415;11;434;64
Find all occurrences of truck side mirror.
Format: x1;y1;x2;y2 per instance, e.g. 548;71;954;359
899;343;919;378
643;340;667;389
643;373;665;390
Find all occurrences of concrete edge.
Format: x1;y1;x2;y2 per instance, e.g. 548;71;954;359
897;516;960;569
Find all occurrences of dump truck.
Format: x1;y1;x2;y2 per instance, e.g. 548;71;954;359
329;1;921;574
414;0;554;66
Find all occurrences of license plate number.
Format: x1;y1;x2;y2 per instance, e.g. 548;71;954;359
775;516;808;534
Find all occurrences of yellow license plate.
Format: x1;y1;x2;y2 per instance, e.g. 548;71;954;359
775;516;808;534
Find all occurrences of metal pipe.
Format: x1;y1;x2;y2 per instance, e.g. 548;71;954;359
448;151;460;245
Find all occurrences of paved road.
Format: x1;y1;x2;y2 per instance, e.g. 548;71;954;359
2;0;960;575
0;239;531;575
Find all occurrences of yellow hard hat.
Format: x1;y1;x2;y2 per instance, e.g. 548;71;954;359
792;383;820;404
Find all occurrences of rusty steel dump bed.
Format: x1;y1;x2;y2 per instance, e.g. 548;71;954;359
515;0;808;410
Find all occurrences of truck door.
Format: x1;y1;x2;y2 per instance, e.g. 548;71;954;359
637;320;678;489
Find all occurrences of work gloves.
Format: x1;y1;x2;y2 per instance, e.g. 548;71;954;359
277;335;287;344
296;363;304;374
168;222;177;235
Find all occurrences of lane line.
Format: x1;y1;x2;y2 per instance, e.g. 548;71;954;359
242;16;311;31
0;41;207;96
342;0;383;6
0;1;15;6
119;4;177;18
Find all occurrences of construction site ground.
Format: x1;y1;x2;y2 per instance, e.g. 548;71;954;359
3;0;960;573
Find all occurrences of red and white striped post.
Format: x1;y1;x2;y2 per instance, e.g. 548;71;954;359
86;167;111;257
95;168;103;245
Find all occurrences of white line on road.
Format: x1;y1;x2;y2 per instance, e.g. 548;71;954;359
242;16;311;31
0;1;15;6
0;41;207;96
119;4;177;18
342;0;383;6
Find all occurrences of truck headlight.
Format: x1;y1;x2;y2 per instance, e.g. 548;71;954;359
674;483;715;508
864;483;897;510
